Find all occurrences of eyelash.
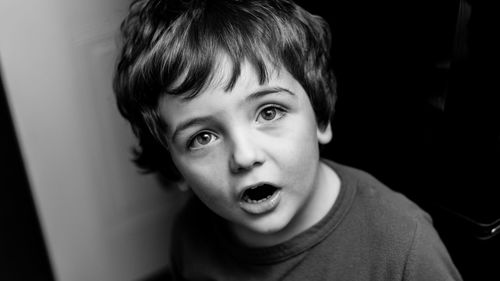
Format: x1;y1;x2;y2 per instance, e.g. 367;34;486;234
186;104;288;150
187;131;218;150
257;104;287;123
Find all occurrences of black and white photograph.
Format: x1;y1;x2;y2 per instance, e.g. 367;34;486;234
1;0;497;280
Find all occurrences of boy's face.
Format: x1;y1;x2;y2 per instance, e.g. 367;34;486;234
160;57;332;245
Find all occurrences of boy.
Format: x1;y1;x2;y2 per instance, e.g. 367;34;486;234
113;0;463;280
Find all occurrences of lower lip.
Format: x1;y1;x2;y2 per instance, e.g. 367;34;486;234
239;190;281;215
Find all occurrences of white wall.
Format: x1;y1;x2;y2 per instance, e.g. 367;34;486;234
0;1;186;280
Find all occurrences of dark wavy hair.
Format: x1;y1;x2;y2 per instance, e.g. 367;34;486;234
113;0;337;181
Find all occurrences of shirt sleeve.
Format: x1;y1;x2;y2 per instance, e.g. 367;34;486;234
402;216;463;281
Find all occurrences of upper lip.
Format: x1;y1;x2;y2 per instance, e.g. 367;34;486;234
237;181;280;201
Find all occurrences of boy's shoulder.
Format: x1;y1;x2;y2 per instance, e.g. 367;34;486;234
171;193;214;240
328;159;431;224
325;160;462;280
169;194;225;274
326;159;434;250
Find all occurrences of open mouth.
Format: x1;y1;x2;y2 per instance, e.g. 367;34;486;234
241;184;279;204
239;183;282;215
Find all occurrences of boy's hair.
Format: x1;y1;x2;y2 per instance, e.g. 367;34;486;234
113;0;337;181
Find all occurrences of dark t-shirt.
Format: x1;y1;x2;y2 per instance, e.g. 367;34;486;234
170;160;462;280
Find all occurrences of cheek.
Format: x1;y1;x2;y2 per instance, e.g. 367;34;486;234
172;150;228;194
280;116;320;155
274;117;320;177
179;164;226;210
174;156;236;219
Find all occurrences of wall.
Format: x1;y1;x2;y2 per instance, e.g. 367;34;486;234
0;1;185;280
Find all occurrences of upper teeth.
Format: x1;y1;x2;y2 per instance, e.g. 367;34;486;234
244;193;273;203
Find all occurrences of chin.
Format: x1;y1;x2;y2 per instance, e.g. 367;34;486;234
229;202;300;246
244;211;293;235
252;222;287;235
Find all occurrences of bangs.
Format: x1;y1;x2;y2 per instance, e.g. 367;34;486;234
166;40;274;100
162;3;281;99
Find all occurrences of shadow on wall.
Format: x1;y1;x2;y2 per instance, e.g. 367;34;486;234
0;65;54;280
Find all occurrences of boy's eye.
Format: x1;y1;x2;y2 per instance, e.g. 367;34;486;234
188;132;217;149
257;105;286;122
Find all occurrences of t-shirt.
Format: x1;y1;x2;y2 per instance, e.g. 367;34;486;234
170;160;463;280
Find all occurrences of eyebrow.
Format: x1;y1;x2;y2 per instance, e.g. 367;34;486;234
170;116;214;142
170;87;295;141
245;87;295;102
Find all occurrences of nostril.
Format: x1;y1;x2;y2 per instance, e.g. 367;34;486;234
232;159;263;173
232;150;257;168
231;150;261;171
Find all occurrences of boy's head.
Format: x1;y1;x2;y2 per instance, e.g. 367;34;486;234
114;0;338;245
113;0;337;181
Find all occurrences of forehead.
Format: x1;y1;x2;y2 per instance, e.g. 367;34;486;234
205;54;264;95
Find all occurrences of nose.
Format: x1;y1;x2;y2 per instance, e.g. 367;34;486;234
229;129;264;173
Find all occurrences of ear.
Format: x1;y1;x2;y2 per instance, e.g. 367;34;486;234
317;122;332;145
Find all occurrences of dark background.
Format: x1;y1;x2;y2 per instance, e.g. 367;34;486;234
296;0;498;280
